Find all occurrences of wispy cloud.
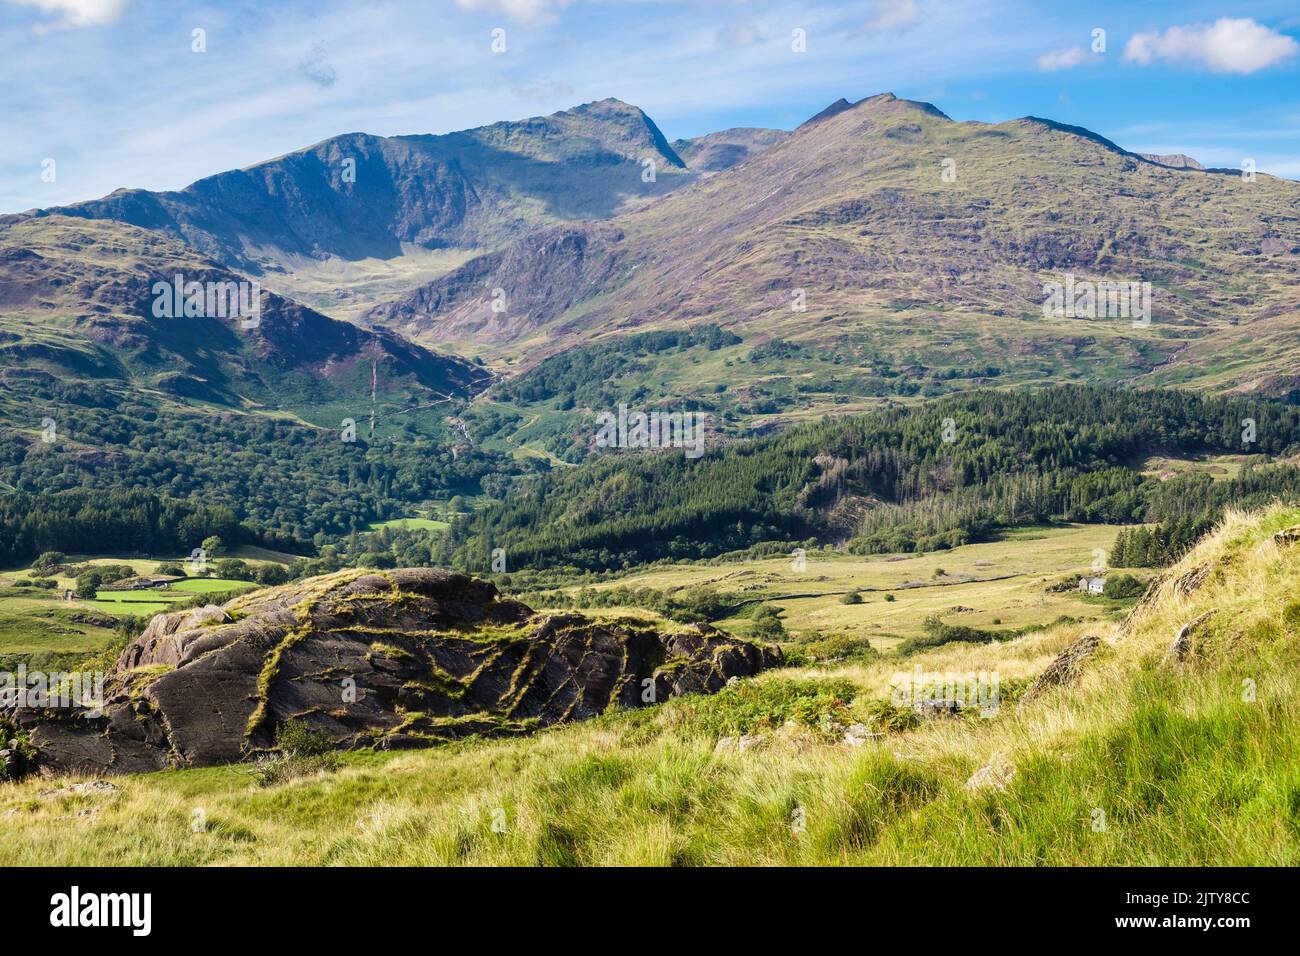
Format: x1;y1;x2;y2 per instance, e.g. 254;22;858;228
1124;17;1298;74
1036;46;1087;71
452;0;572;26
5;0;127;32
862;0;920;33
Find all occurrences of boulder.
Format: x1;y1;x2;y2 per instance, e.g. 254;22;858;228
1272;525;1300;547
8;568;781;776
965;753;1016;793
842;722;883;747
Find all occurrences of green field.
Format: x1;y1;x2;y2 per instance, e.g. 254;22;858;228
366;517;451;532
570;524;1131;649
89;578;258;617
0;588;119;670
0;564;260;666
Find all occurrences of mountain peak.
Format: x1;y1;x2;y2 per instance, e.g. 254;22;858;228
570;96;641;115
798;92;950;129
798;98;855;128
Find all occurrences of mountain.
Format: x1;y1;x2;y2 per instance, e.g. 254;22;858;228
370;93;1300;411
16;99;692;318
670;127;788;173
0;215;489;413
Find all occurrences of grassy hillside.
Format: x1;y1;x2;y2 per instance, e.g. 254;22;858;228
2;505;1295;865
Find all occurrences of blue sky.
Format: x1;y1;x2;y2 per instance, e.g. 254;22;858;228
2;0;1298;211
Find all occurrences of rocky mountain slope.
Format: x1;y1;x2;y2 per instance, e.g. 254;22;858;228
9;568;780;775
374;93;1299;396
16;99;691;288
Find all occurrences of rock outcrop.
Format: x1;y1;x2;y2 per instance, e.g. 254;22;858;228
6;569;781;776
1162;609;1216;668
1018;635;1101;710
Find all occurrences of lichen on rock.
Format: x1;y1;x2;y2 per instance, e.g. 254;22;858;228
6;568;781;776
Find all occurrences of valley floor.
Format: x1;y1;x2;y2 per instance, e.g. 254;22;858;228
578;524;1126;648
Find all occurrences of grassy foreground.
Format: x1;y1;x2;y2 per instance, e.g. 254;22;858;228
2;507;1298;865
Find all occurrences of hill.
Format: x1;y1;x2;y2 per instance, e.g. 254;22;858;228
2;504;1295;864
451;386;1300;571
0;215;489;414
670;127;789;172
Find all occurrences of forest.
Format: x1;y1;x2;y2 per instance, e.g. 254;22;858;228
449;386;1300;572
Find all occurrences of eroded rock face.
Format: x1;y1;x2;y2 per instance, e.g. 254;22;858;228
7;569;781;776
1017;635;1101;710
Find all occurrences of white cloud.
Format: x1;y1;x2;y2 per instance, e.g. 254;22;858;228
863;0;920;33
1036;46;1087;71
1124;17;1298;74
5;0;128;31
452;0;571;25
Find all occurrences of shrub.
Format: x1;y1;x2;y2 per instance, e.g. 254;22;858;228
898;615;1008;654
251;720;339;788
840;590;863;605
275;720;335;758
31;551;65;575
681;677;858;739
0;725;38;781
1103;573;1147;600
749;605;787;640
884;593;896;602
214;558;254;581
804;632;876;662
862;698;921;733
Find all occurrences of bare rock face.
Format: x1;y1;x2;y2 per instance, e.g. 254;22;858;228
9;569;781;776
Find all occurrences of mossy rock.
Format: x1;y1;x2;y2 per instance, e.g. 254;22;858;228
16;569;781;776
